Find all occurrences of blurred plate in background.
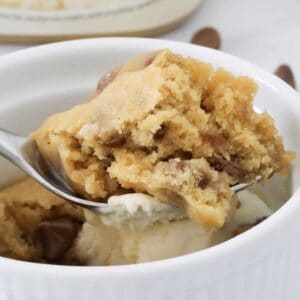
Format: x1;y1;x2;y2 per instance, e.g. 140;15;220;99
0;0;203;43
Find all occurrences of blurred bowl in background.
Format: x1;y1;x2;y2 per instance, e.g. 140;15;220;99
0;0;203;42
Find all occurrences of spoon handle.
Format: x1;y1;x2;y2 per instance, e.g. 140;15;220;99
0;128;26;166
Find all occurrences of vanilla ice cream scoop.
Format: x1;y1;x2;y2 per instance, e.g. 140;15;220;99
97;193;186;229
74;193;213;265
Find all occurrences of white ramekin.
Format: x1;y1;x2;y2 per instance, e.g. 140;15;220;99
0;38;299;300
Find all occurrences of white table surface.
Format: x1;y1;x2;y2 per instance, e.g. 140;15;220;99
0;0;299;87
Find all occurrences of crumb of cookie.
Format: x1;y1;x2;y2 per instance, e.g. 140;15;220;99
32;49;294;229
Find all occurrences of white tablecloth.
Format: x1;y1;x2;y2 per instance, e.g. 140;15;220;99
0;0;299;87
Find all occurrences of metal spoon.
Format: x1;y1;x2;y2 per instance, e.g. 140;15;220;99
0;128;260;214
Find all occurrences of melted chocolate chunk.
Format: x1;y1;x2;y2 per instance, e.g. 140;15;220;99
97;70;119;93
160;188;185;203
176;150;193;160
144;56;155;67
200;89;212;112
207;156;246;179
153;124;167;140
37;218;81;263
108;187;135;197
103;134;127;147
197;172;211;189
139;146;158;154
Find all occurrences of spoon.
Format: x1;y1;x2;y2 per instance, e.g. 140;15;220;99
0;128;260;214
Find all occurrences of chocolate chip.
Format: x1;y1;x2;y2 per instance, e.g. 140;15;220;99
197;172;211;189
160;188;185;203
236;200;241;209
224;163;245;179
139;146;158;154
144;56;155;67
174;150;193;160
97;70;119;93
207;156;246;179
108;187;135;197
176;160;186;171
200;89;214;113
207;156;226;172
162;150;193;162
153;124;167;140
200;100;213;113
274;64;296;89
37;218;80;263
191;27;221;50
103;134;127;147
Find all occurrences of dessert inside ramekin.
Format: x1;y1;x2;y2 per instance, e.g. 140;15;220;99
0;48;295;266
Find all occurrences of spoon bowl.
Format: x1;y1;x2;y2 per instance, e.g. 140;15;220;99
0;128;113;214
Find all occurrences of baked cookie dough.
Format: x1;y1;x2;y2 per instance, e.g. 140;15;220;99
32;49;293;229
